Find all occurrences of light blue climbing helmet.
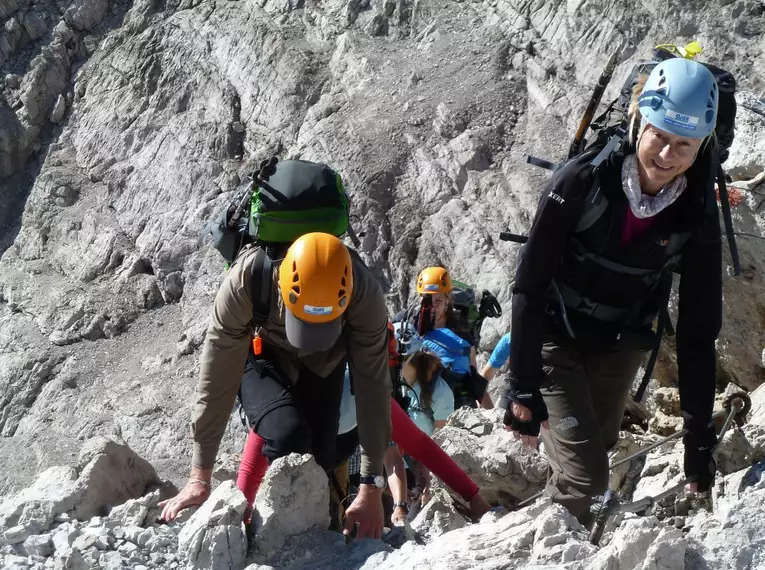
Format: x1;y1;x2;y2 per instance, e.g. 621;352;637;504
638;58;719;139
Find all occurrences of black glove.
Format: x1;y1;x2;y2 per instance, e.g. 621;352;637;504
502;378;548;437
682;414;717;492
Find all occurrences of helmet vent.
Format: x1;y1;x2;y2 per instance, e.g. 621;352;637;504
339;296;347;308
338;289;346;299
289;291;298;304
341;276;346;287
656;72;668;96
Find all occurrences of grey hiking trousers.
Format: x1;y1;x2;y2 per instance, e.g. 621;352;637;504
538;340;645;524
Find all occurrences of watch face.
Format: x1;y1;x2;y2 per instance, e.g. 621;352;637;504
374;475;385;488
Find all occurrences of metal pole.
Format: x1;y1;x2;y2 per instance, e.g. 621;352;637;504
589;397;746;545
614;477;694;514
610;408;727;470
514;397;748;524
517;490;544;508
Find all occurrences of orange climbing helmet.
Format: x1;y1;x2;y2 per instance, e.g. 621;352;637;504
416;266;453;295
279;232;353;352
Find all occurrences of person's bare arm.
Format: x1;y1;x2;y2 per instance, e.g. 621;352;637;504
479;363;497;409
479;392;494;410
481;363;498;381
384;446;408;525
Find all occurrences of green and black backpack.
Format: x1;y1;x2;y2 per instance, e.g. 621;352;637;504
450;280;502;348
209;157;353;264
207;157;358;326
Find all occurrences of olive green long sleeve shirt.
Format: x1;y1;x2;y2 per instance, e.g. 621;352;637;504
190;245;392;477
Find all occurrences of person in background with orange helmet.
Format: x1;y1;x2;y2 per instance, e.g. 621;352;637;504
160;232;392;540
410;267;488;410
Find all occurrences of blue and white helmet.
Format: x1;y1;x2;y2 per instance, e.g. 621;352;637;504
638;58;719;139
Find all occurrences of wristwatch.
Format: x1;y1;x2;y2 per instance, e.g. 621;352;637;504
394;501;409;514
359;474;386;489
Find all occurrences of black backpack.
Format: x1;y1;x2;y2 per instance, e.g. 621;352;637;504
207;157;360;328
450;280;502;348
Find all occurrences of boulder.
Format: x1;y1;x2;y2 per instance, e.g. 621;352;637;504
22;532;53;557
410;487;467;540
360;500;596;569
0;466;79;541
751;383;765;427
653;387;681;416
250;454;329;561
588;516;686;570
431;419;547;505
688;464;765;569
104;489;161;528
71;437;160;521
177;480;247;570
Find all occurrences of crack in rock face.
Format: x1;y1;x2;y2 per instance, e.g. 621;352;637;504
0;0;763;568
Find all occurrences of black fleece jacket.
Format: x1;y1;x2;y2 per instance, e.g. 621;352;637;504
508;147;723;426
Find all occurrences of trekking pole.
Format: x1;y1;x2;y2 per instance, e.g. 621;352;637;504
567;52;621;160
227;157;279;228
588;392;751;545
609;408;728;471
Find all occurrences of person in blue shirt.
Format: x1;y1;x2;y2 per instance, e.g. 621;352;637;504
409;267;489;410
478;332;512;409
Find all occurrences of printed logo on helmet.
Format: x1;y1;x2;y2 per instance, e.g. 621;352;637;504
423;284;440;292
664;110;699;130
304;305;334;316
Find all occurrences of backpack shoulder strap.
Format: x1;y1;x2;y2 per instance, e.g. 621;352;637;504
715;165;741;276
574;174;609;233
250;247;273;328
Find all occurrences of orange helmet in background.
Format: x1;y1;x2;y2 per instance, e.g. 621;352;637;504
416;266;453;295
279;232;353;352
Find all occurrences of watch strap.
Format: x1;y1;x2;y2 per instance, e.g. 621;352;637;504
359;475;385;488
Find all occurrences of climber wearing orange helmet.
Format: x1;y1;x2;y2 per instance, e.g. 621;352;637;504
409;266;488;410
160;232;391;540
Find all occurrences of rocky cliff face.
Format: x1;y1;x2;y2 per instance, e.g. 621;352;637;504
0;0;763;534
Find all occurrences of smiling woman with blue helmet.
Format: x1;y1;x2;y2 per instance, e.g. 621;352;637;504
501;57;723;525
